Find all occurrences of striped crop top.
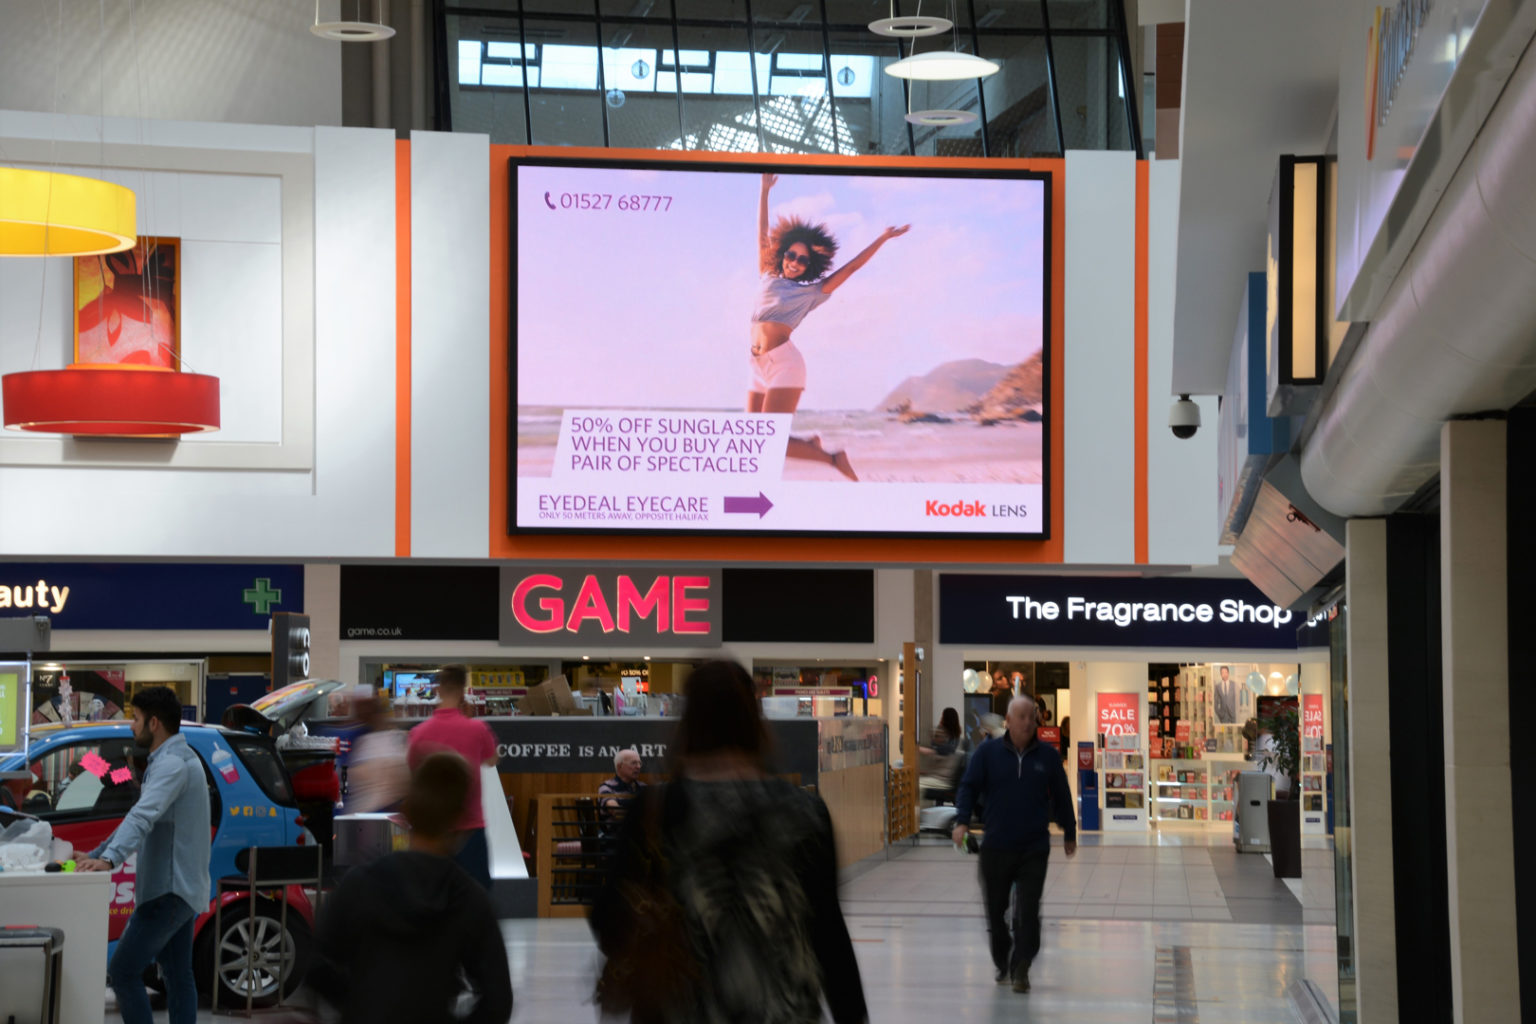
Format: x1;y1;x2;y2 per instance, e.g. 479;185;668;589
751;273;832;329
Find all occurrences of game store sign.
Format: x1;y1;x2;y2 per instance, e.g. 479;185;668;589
499;566;721;647
940;575;1316;650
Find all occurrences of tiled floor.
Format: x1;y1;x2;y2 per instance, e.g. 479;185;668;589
108;829;1342;1023
839;828;1320;927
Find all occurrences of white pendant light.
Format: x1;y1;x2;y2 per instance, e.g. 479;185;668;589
871;15;953;37
887;50;999;81
904;108;977;126
870;0;952;39
312;0;395;41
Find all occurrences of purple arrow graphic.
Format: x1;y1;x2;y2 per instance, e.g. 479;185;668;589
723;492;774;518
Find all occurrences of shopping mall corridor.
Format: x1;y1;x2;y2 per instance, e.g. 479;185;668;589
108;831;1339;1024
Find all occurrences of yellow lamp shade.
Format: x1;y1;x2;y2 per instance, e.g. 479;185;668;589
0;167;137;257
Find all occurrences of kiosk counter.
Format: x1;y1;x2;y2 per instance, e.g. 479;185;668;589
487;716;887;871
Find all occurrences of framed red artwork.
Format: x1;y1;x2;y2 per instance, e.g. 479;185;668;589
74;237;181;370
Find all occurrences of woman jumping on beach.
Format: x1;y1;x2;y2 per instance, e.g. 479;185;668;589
750;173;909;481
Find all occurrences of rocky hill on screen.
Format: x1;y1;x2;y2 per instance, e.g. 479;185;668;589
970;350;1044;424
878;359;1010;414
878;352;1044;425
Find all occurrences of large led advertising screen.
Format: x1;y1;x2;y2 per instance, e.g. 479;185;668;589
511;158;1050;537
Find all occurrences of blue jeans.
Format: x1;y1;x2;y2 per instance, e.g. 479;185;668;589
108;893;197;1024
455;827;492;891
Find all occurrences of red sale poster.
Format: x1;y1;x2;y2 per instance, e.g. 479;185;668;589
1097;693;1140;737
1175;719;1191;743
1303;693;1324;740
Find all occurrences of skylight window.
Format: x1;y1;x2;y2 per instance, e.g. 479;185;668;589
458;41;874;99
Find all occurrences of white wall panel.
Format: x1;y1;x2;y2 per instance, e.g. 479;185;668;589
0;123;398;557
307;125;399;555
1063;150;1137;563
410;131;490;558
874;569;915;653
177;241;283;444
305;564;343;681
0;114;317;471
1344;518;1399;1024
127;170;185;239
178;173;282;244
0;256;71;374
1146;160;1219;564
0;110;323;159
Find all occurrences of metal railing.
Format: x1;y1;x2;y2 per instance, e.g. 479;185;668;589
887;766;918;846
531;792;623;918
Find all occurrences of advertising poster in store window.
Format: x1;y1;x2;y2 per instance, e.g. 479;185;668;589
1097;693;1140;742
511;159;1050;538
0;666;21;750
1302;693;1324;746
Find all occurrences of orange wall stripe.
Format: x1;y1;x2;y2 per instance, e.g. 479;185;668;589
488;148;510;552
1134;160;1150;565
489;146;1066;564
395;139;412;558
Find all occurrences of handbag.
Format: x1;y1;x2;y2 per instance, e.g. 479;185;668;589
594;785;699;1022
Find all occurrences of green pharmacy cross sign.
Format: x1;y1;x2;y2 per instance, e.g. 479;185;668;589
243;578;284;616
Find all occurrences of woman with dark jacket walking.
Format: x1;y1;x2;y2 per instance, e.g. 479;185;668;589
590;660;867;1024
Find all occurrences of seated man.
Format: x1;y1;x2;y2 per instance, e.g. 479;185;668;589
597;748;643;831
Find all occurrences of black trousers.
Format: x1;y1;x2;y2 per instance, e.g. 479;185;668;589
978;844;1050;974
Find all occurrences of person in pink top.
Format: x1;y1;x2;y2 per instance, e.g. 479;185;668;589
406;664;499;890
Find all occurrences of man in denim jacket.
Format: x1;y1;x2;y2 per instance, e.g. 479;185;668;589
80;686;211;1024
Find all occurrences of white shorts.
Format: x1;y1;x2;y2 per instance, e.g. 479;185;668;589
748;341;807;392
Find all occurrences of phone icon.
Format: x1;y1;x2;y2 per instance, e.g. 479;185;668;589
543;191;557;210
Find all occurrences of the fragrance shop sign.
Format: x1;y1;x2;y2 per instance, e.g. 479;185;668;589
940;575;1309;650
499;567;721;647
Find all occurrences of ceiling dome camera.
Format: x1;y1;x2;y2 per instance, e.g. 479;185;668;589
1169;395;1200;439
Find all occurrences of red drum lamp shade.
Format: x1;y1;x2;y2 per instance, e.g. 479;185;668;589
2;364;220;435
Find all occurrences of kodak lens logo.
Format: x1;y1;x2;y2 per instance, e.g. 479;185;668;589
925;499;986;517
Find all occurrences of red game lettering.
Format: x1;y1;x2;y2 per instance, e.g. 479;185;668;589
510;574;565;633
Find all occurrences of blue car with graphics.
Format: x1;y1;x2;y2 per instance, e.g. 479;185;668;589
0;680;343;1007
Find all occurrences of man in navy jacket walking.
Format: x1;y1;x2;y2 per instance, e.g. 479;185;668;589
951;695;1076;994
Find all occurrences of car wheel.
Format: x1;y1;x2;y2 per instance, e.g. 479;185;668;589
194;901;311;1008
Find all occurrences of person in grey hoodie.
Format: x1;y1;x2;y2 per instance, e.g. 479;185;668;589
308;751;512;1024
79;686;211;1024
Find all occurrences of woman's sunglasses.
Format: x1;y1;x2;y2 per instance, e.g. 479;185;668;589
783;251;810;265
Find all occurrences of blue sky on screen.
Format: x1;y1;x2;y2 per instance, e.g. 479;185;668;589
516;164;1045;411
